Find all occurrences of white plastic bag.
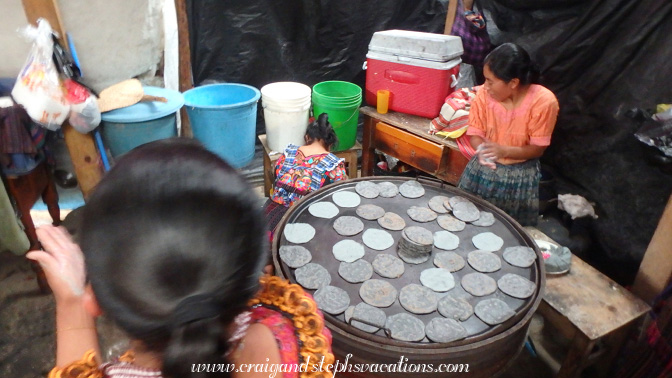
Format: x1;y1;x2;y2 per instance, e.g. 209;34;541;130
69;95;101;133
11;19;70;130
64;79;101;133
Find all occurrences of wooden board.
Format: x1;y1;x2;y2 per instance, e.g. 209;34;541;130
526;227;650;341
175;0;193;137
361;106;460;149
444;0;459;34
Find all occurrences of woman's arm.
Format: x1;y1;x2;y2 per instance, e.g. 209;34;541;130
54;295;99;367
469;135;485;150
233;323;282;377
26;226;100;367
479;142;546;162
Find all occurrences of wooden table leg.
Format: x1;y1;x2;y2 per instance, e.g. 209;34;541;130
593;322;639;378
347;150;357;178
556;332;596;378
41;166;61;225
361;115;378;177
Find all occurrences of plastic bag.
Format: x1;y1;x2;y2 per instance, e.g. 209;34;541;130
635;118;672;157
64;79;100;133
11;19;70;130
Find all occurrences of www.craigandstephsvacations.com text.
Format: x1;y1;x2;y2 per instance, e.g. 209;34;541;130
191;354;469;376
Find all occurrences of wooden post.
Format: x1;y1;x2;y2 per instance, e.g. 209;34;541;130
444;0;459;35
175;0;193;137
22;0;104;199
632;195;672;304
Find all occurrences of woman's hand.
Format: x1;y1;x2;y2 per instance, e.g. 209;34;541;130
476;142;504;170
26;225;86;304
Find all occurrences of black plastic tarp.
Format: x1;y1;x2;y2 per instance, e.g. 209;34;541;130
187;0;448;88
188;0;672;284
484;0;672;282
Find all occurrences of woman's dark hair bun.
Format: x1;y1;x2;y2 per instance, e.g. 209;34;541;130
305;112;338;149
484;43;538;85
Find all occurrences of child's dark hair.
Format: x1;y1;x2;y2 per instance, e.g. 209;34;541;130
80;138;266;377
484;43;539;85
305;113;338;149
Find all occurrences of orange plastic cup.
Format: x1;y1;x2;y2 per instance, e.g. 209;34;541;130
376;90;390;114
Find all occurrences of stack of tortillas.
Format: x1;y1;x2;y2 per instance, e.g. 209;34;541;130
98;79;167;113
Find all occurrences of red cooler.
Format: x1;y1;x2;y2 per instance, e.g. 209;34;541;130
365;30;463;118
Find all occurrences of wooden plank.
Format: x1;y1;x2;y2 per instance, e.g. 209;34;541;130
360;106;460;150
374;122;444;174
525;233;651;340
444;0;458;35
22;0;67;47
22;0;103;199
61;125;103;199
361;114;378;176
175;0;193;137
632;195;672;304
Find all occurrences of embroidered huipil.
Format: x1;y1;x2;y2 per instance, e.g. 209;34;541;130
270;145;347;207
466;84;559;164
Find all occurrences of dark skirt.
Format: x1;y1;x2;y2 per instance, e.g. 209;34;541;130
458;157;540;226
263;199;289;235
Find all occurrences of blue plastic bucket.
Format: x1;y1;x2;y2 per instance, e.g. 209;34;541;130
101;86;184;157
183;83;260;168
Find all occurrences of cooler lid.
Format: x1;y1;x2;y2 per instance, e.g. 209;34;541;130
101;86;184;123
366;51;461;70
368;30;463;62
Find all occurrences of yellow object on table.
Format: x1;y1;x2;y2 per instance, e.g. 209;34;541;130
376;90;390;114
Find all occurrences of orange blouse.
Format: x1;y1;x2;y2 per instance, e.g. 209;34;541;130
466;84;559;164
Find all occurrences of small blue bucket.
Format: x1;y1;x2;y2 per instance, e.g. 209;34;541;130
183;83;260;168
101;86;184;157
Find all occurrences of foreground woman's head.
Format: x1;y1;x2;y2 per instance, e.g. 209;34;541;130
80;138;266;376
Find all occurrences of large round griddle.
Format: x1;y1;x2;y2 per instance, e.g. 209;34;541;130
272;177;545;351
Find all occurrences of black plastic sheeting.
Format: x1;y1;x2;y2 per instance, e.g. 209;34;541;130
187;0;447;88
481;0;672;283
188;0;672;284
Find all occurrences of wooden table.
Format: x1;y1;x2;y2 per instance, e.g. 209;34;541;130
360;106;469;185
526;228;651;378
258;135;362;197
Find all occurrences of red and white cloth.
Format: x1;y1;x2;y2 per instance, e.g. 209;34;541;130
429;86;480;159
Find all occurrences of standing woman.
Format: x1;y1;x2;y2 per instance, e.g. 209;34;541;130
264;113;348;235
458;43;559;226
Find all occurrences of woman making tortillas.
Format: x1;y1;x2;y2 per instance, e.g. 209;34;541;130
458;43;559;226
264;113;348;236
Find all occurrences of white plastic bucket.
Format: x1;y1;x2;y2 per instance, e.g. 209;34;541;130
261;82;312;152
263;101;311;152
261;82;311;101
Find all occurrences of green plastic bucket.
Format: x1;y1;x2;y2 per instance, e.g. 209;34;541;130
312;81;362;151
